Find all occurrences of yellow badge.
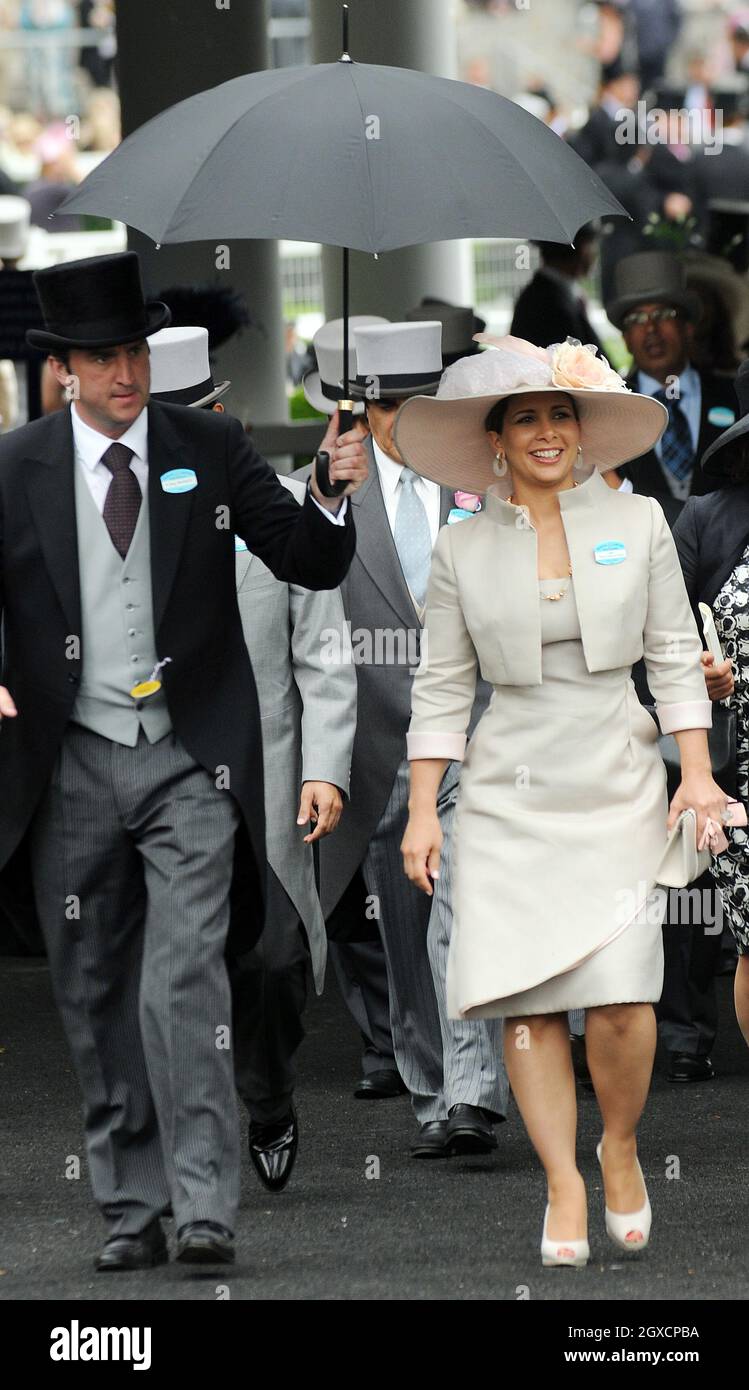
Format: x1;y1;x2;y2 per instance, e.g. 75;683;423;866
130;658;172;702
130;679;162;699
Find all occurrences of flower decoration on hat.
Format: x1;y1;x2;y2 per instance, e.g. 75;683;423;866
438;334;552;399
468;333;628;395
549;339;628;392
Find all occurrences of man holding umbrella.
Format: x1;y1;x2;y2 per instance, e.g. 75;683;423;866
0;251;367;1270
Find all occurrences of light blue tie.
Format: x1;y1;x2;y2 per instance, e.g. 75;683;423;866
394;468;432;607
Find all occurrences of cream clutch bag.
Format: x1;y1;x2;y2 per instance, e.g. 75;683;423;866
655;803;746;888
655;810;710;889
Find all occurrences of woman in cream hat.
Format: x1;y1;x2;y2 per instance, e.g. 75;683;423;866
395;335;732;1268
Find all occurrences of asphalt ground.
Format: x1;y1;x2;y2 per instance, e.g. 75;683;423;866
1;956;747;1305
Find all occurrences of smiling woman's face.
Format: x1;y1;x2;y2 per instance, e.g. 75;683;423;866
487;391;581;491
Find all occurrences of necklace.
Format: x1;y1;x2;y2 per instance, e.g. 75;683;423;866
507;482;578;601
539;568;572;602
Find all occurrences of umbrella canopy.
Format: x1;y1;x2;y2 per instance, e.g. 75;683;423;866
61;61;627;248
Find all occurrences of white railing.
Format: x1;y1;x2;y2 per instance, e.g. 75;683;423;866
0;27;103;48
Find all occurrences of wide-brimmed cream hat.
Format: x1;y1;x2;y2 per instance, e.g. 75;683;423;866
392;334;668;496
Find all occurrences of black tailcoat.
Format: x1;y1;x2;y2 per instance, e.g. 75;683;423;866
0;401;355;928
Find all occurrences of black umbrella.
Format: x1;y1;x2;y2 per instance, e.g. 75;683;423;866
62;6;626;486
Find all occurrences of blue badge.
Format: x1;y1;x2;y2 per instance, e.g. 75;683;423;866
234;535;249;552
594;540;627;565
708;406;736;428
447;508;477;525
160;468;198;494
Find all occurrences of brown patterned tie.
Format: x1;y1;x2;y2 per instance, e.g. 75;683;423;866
101;442;141;559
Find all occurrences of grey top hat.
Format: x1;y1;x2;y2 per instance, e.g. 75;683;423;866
302;314;388;416
147;326;230;407
350;321;443;401
606;251;702;330
701;360;749;476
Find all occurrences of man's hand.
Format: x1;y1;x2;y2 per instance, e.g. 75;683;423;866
0;686;17;721
308;409;368;510
702;651;734;701
297;781;344;843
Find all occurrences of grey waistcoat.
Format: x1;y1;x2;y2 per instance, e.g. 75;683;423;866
71;461;172;745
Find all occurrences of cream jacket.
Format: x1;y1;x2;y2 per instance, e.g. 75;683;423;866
407;468;712;761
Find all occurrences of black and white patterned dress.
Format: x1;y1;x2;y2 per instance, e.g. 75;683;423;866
711;542;749;955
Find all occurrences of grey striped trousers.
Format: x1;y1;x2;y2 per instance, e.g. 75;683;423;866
363;758;509;1125
29;724;242;1236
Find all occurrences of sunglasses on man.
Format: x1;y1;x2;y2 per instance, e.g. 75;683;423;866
622;307;681;330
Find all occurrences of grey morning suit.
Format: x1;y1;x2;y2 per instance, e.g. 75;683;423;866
229;477;357;1123
30;464;240;1234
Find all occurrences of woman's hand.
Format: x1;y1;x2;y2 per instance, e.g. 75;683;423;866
667;772;734;848
701;651;734;701
401;810;443;896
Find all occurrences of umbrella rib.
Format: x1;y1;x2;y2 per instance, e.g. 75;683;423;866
165;64;334;239
346;65;380;255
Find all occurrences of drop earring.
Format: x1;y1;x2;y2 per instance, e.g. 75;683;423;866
493;451;508;477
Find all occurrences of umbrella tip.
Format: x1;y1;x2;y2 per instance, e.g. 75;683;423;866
340;0;352;62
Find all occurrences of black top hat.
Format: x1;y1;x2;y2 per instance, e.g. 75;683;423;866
605;250;701;329
701;360;749;476
26;251;171;352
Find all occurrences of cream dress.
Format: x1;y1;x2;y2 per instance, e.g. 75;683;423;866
447;573;667;1020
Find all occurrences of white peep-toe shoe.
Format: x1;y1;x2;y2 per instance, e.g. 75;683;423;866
541;1205;589;1268
596;1141;652;1253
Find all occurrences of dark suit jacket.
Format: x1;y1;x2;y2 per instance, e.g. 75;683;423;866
567;107;625;170
672;482;749;626
620;369;736;527
510;270;603;353
0;402;355;933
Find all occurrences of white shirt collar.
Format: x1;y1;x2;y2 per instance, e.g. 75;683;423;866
71;402;149;472
371;434;440;496
636;362;699;400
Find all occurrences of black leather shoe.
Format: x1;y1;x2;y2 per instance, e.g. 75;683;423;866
176;1221;235;1264
570;1034;595;1092
446;1104;498;1155
410;1119;449;1159
354;1069;408;1099
95;1219;168;1272
667;1053;715;1083
248;1110;298;1192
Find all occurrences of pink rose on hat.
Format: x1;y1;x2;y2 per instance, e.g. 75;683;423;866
550;339;627;392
